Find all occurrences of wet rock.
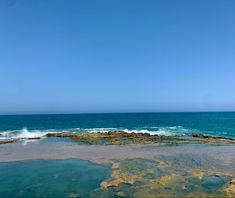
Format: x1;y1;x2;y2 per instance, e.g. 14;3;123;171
191;134;209;138
191;134;235;141
46;131;179;145
0;139;16;144
45;131;235;145
46;132;76;138
27;137;41;140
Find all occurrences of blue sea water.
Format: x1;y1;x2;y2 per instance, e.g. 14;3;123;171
0;112;235;140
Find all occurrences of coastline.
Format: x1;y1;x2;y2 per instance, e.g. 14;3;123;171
1;138;235;197
1;112;235;197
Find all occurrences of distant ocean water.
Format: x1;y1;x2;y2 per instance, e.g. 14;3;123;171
0;112;235;140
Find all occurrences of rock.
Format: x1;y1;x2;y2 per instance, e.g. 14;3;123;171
46;133;76;138
223;179;235;198
0;140;16;144
45;131;235;146
190;133;235;141
191;134;209;138
27;137;41;140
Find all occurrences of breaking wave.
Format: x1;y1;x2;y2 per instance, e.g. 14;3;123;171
0;128;56;140
0;126;200;141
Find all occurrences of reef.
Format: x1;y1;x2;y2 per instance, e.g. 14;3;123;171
91;158;234;198
46;131;235;145
1;131;235;146
46;131;181;145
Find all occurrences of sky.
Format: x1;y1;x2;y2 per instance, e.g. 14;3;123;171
0;0;235;114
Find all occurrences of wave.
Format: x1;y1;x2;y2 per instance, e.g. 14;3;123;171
80;128;119;133
0;128;57;141
121;126;198;136
15;128;48;139
0;126;200;141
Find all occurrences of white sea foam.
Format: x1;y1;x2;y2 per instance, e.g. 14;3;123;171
0;130;13;136
122;128;177;136
81;128;119;132
122;126;196;136
81;126;193;136
14;128;47;139
0;128;58;140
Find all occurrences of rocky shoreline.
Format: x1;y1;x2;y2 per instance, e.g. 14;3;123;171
1;131;235;145
47;131;235;145
1;133;235;197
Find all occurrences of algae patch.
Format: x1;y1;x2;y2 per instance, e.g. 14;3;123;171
95;158;234;198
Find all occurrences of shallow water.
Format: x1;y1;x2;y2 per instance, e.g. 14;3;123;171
0;139;235;197
0;159;111;198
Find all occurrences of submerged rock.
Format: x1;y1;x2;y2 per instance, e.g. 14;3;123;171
223;179;235;198
100;169;142;188
190;169;205;179
97;157;234;197
156;175;176;186
115;191;126;197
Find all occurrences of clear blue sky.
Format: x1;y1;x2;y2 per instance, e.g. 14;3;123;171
0;0;235;114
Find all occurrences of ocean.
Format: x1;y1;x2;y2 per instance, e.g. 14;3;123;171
1;112;235;140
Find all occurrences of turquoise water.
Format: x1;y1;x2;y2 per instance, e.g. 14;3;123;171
0;159;111;198
1;112;235;139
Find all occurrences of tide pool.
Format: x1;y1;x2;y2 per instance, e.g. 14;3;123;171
0;159;111;198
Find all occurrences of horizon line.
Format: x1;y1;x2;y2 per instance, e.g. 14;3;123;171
1;111;235;116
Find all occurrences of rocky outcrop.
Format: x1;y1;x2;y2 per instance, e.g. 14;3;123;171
46;131;235;145
46;131;180;145
190;133;235;142
0;140;16;144
191;133;235;140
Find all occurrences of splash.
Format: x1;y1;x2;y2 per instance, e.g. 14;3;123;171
0;128;55;140
15;128;47;139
